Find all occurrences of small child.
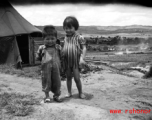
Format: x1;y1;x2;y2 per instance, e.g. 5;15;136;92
62;16;87;99
36;25;62;103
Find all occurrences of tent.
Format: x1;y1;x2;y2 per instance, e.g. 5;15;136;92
0;1;42;67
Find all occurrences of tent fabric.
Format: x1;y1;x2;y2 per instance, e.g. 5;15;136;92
0;36;21;66
6;37;22;65
0;1;42;66
0;36;13;64
0;1;42;37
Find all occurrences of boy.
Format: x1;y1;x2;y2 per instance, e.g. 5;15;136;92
36;25;62;102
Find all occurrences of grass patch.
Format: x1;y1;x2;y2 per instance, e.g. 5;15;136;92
0;64;41;79
0;92;40;116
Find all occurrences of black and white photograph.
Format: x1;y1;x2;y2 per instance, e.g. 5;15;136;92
0;0;152;119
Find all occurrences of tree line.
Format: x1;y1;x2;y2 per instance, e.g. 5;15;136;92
85;36;152;52
85;36;152;45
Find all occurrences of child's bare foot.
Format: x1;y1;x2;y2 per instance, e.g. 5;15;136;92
79;93;86;99
65;93;72;98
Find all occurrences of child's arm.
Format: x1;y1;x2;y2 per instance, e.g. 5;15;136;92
36;45;44;61
79;35;86;59
80;45;86;65
81;44;87;60
79;35;87;64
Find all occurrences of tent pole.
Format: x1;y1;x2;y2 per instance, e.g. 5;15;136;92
28;35;34;65
28;35;31;65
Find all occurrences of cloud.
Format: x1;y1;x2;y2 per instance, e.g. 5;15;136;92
13;3;152;26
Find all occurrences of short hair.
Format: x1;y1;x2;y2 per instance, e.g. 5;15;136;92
43;25;57;38
63;16;79;31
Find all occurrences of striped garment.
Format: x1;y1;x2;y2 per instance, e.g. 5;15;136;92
62;33;86;69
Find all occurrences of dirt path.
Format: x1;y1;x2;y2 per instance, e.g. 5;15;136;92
0;70;152;120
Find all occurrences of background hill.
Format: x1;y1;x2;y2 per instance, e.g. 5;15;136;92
36;25;152;38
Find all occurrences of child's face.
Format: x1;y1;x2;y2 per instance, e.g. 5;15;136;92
64;26;75;36
44;35;56;46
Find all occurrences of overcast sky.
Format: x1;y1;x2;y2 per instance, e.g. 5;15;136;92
13;3;152;26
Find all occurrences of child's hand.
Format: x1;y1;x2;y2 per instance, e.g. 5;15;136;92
56;44;62;50
79;56;86;66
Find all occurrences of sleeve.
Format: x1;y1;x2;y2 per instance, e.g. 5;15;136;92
78;35;86;45
78;35;86;49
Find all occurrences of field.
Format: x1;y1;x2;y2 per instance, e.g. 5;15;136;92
2;24;152;119
1;51;152;120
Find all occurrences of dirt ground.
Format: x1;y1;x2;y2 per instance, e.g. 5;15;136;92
1;66;152;120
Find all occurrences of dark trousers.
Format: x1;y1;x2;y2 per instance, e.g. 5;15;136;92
41;61;61;97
